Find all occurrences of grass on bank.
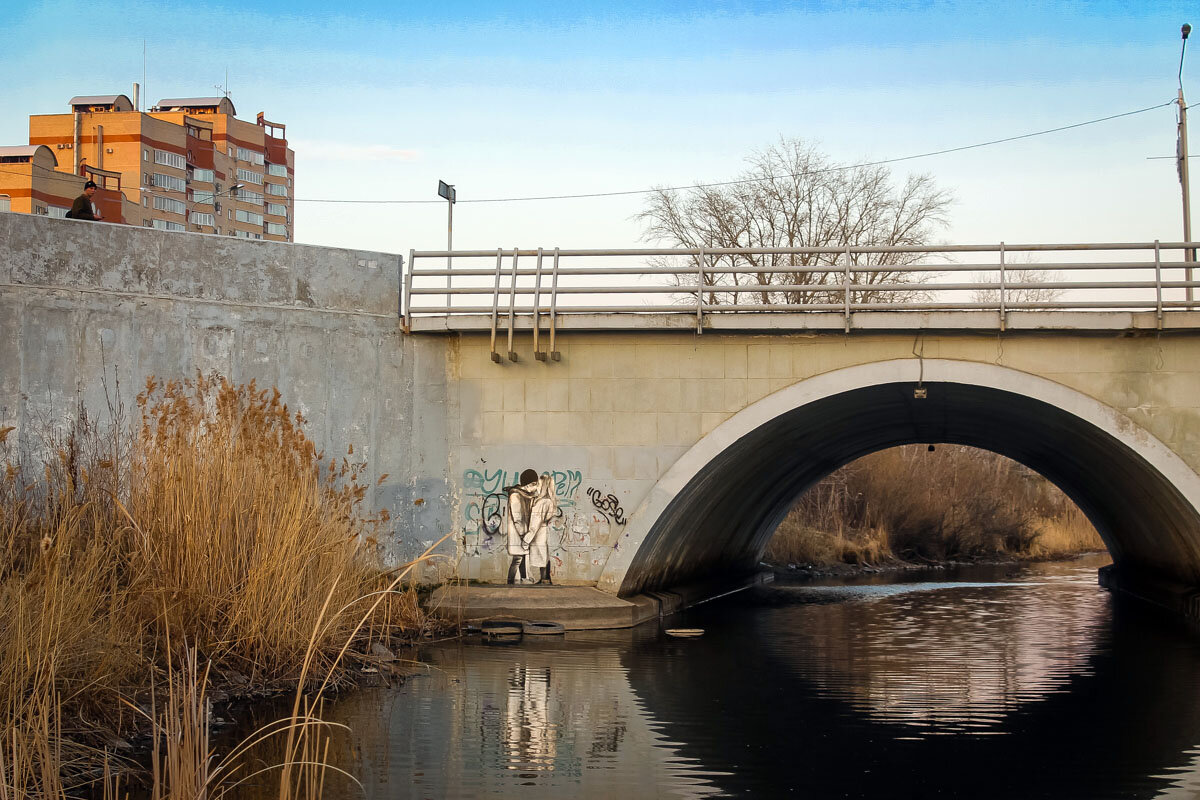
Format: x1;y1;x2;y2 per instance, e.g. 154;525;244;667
765;444;1105;567
1;374;440;798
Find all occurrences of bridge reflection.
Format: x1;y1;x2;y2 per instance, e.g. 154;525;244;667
225;561;1200;799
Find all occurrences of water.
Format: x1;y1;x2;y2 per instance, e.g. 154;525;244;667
226;555;1200;798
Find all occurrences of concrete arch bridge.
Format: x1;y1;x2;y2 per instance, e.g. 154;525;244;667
402;241;1200;620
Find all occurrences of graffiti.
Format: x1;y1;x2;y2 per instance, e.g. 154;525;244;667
463;467;583;543
586;487;627;526
459;465;593;574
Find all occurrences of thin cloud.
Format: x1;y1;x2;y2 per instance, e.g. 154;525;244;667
292;139;420;162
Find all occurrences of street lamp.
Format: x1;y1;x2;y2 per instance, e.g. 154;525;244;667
186;182;242;233
1178;23;1193;304
438;179;456;309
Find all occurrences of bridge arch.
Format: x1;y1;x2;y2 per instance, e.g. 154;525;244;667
598;358;1200;596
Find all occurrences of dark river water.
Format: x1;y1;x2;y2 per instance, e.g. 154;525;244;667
226;554;1200;799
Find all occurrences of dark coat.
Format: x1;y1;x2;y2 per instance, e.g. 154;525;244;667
66;193;97;220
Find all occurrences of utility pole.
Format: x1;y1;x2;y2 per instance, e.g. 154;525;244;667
438;180;456;310
1179;23;1194;305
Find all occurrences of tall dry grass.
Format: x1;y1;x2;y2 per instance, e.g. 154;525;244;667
0;374;436;798
766;444;1104;566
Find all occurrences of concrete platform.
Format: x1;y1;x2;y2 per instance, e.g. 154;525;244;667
427;571;773;630
428;585;661;630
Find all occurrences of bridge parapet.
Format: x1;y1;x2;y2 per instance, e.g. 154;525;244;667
404;242;1200;356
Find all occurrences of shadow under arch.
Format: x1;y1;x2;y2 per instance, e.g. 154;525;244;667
598;359;1200;597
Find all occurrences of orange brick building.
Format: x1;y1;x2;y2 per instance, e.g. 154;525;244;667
0;144;142;224
10;93;294;241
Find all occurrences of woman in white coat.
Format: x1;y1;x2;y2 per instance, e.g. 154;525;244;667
525;474;558;585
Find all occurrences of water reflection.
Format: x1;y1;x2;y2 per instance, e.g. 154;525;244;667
220;556;1200;799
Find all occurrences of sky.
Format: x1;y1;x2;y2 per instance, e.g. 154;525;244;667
1;1;1196;254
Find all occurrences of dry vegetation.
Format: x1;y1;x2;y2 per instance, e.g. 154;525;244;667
1;375;440;798
765;445;1104;567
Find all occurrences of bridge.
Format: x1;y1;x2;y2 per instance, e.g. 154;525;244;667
4;211;1200;619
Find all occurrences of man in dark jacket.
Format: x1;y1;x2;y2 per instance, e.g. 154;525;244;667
66;180;101;220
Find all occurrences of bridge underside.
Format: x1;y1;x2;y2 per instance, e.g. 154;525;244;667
616;380;1200;598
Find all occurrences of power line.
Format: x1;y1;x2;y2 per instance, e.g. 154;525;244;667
0;100;1177;207
287;100;1177;206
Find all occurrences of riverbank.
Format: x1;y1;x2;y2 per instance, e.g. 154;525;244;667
765;445;1106;568
769;549;1110;582
0;377;448;798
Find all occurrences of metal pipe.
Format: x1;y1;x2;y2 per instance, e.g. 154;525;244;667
506;248;519;361
532;248;544;360
411;242;1187;259
488;248;503;362
549;248;561;360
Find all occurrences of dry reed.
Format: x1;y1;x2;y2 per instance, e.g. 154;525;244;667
766;444;1105;566
1;374;437;798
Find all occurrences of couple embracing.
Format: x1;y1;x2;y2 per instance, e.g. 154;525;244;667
505;469;558;585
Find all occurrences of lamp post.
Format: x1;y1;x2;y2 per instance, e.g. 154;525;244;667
1179;23;1193;305
438;180;456;310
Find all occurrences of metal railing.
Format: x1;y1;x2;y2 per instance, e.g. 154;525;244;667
402;242;1200;357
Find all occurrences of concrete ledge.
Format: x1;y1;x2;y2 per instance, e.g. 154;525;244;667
427;571;773;630
1099;565;1200;624
407;310;1200;334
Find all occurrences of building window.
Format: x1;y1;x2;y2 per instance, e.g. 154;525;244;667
152;173;186;192
47;206;69;219
153;195;186;215
190;211;215;227
0;195;9;212
143;149;150;161
236;168;263;185
154;150;186;170
143;197;149;207
265;222;287;236
190;189;214;205
265;202;287;217
267;163;287;177
235;209;264;226
151;219;186;232
266;182;287;197
236;146;265;166
236;187;264;204
191;167;215;183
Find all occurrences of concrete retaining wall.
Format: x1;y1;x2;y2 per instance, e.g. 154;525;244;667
0;211;453;567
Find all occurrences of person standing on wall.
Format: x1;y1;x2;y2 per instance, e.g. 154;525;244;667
66;180;102;221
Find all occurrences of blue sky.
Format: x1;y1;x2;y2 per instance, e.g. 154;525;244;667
1;1;1195;251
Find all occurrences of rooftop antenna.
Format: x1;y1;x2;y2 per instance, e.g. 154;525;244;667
215;67;231;100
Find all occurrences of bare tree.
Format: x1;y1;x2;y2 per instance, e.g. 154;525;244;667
638;139;953;307
971;254;1065;307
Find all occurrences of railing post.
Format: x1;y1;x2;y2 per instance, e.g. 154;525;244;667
533;248;546;361
506;248;520;361
549;248;561;361
1155;239;1164;328
489;248;503;363
998;242;1007;331
696;246;706;334
843;244;852;332
402;248;415;331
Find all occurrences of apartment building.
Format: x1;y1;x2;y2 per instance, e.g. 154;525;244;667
0;144;143;224
21;93;294;240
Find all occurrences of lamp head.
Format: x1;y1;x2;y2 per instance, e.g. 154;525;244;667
1184;23;1192;40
